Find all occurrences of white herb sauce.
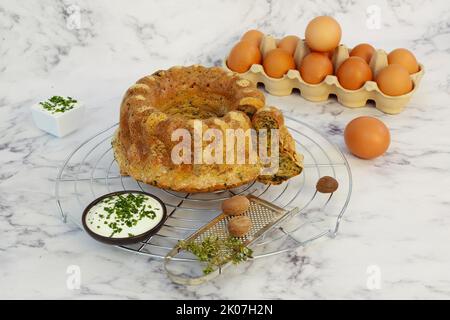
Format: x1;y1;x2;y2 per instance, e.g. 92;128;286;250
85;193;164;238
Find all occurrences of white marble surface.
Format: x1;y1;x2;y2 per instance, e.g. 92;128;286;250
1;0;450;299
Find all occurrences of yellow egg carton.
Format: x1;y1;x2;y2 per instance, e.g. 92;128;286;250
222;35;424;114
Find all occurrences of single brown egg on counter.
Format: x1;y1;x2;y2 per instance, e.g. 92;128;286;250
305;16;342;52
337;56;373;90
227;41;262;73
387;48;419;74
299;52;334;84
228;216;252;237
241;29;264;47
376;64;413;96
263;48;296;78
344;116;390;160
277;35;300;56
222;195;250;216
350;43;375;64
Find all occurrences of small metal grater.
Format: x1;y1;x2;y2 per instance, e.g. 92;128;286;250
164;195;299;285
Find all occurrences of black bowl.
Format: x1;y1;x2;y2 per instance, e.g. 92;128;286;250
81;190;167;245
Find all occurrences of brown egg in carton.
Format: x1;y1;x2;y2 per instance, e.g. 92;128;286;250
223;35;424;114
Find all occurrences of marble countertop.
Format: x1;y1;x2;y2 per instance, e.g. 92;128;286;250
1;0;450;299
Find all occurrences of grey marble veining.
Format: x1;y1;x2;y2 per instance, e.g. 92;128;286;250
1;0;450;299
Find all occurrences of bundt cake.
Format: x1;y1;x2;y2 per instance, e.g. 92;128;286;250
113;65;303;192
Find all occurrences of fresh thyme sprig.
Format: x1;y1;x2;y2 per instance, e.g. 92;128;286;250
39;96;77;114
177;236;253;275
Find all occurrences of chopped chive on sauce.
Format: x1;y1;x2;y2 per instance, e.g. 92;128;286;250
178;236;253;275
39;96;77;114
86;193;163;238
103;194;156;237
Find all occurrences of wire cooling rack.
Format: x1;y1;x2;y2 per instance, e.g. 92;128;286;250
55;116;352;260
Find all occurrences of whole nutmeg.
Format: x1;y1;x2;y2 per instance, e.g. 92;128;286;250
316;176;339;193
228;216;252;237
222;195;250;216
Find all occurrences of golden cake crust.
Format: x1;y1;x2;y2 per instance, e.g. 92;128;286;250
113;65;266;193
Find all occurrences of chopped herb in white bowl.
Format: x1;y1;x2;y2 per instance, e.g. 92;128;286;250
39;96;78;114
31;95;84;137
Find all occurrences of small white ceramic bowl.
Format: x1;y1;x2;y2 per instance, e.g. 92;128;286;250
31;98;84;137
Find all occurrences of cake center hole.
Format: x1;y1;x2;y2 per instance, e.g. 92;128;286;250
160;90;231;120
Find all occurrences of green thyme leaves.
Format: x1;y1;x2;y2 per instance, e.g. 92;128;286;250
39;96;77;114
177;236;253;275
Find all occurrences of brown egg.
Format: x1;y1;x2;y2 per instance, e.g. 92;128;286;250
228;216;252;237
314;50;334;59
388;48;419;74
277;35;300;56
344;116;390;159
305;16;341;52
376;64;413;96
241;29;264;47
337;57;373;90
227;41;262;73
350;43;375;64
263;48;296;78
222;195;250;216
299;52;333;84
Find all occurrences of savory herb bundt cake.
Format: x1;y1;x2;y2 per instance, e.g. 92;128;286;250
112;65;303;192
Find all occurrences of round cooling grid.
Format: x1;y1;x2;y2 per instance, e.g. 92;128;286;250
55;116;352;260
